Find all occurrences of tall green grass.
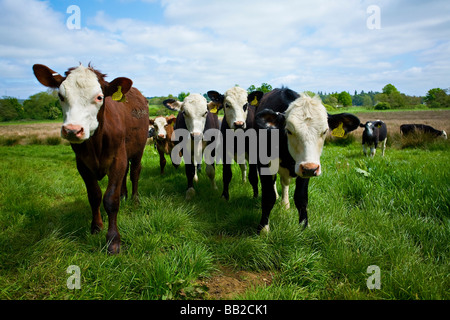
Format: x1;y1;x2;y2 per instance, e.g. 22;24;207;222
0;135;448;300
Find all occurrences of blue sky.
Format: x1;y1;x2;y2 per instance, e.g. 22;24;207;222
1;0;450;99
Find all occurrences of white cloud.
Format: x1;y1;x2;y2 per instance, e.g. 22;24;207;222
0;0;449;98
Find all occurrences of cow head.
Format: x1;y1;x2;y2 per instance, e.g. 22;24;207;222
208;87;263;130
359;120;384;136
32;64;132;143
163;93;208;138
256;93;360;178
149;115;176;140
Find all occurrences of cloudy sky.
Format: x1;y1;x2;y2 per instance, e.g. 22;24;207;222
1;0;449;99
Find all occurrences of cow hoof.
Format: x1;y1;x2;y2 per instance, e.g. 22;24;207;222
186;187;196;200
259;224;270;235
107;242;120;255
221;192;229;201
91;221;103;234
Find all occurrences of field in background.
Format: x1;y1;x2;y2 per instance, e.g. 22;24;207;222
0;110;448;300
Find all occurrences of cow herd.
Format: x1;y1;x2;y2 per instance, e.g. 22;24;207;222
32;64;447;254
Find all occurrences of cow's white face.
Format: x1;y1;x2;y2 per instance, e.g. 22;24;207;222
284;94;329;177
223;87;249;129
58;66;104;143
182;94;208;137
153;117;169;140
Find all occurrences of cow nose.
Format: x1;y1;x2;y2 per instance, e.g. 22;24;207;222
234;121;245;129
61;124;84;140
190;132;203;140
157;133;165;139
299;163;320;177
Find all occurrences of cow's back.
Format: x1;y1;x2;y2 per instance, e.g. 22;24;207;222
118;87;149;157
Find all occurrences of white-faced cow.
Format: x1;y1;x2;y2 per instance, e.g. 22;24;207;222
400;124;447;139
207;87;264;200
164;94;220;200
255;87;360;233
32;63;149;254
149;115;179;174
359;120;387;156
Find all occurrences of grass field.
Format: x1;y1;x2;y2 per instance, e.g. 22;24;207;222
0;114;449;300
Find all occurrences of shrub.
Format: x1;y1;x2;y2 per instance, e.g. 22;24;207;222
374;102;391;110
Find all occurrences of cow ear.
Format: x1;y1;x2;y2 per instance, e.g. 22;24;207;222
107;77;133;102
359;123;365;128
33;64;64;88
207;91;224;103
255;109;285;130
166;114;177;125
163;99;183;112
248;91;264;107
328;113;361;134
149;118;155;125
207;101;222;114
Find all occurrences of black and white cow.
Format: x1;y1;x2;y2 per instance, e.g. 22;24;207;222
359;120;387;156
164;94;220;200
254;87;360;232
207;87;264;200
400;124;447;139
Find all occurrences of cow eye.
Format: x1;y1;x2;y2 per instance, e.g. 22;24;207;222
322;129;328;136
286;129;292;135
203;111;208;117
243;103;248;112
96;95;104;102
225;103;230;108
58;93;65;102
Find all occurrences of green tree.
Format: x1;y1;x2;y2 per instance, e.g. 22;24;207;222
424;88;449;108
0;97;24;121
23;91;62;120
177;92;190;102
338;91;352;107
248;83;273;93
382;83;400;95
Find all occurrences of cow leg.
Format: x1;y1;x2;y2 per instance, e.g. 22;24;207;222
159;149;167;174
130;155;143;202
185;163;196;200
120;162;129;200
248;163;259;198
294;177;310;229
104;156;128;254
206;163;218;190
76;159;103;234
279;166;291;209
381;138;387;156
257;173;277;233
221;163;232;201
371;142;377;157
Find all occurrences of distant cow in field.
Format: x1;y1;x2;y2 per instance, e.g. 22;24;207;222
400;124;447;139
164;94;220;200
149;115;179;174
359;120;388;156
32;63;149;254
207;87;264;200
254;87;360;233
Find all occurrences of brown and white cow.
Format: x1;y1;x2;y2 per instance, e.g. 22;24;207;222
149;115;179;174
32;63;149;254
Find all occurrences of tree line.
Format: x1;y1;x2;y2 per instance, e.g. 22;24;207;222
1;84;449;122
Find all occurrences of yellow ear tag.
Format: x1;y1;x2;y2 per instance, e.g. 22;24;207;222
112;86;126;102
332;122;345;138
251;96;259;106
210;106;218;114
